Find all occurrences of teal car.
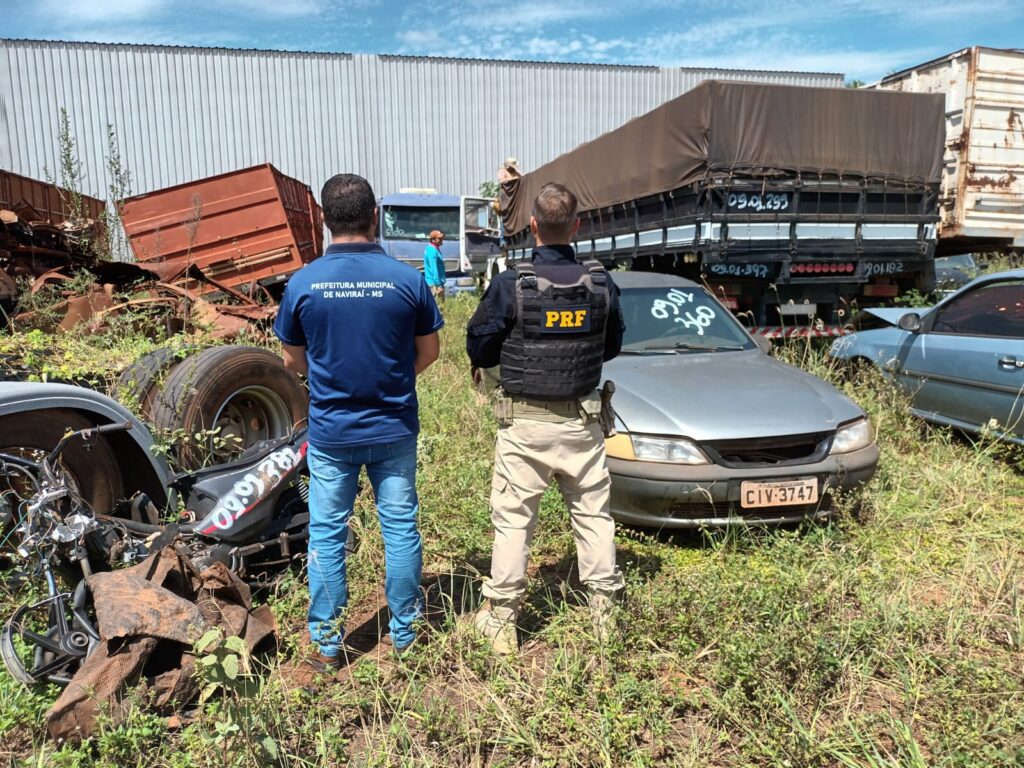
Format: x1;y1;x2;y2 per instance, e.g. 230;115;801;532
830;270;1024;444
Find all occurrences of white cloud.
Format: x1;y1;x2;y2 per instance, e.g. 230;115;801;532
390;0;997;80
37;0;167;24
396;29;443;49
471;0;601;28
220;0;324;17
34;24;245;48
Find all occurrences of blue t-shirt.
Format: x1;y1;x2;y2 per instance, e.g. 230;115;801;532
274;242;444;449
422;244;446;287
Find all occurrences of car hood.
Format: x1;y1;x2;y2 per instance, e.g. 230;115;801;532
863;307;928;326
603;350;863;441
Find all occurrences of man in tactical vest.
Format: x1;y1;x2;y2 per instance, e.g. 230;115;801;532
466;182;626;654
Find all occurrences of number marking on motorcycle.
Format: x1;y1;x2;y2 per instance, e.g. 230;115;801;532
200;443;306;534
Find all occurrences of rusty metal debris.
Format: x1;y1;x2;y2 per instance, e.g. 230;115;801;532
4;250;277;339
46;542;277;743
2;171;280;339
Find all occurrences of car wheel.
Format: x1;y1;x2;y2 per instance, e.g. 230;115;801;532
0;409;125;513
149;346;308;469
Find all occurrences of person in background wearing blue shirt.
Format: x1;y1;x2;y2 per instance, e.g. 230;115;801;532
274;174;443;675
423;229;447;304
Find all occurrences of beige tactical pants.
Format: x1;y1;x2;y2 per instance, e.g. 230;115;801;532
482;415;624;603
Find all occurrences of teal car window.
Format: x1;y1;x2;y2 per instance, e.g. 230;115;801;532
933;280;1024;338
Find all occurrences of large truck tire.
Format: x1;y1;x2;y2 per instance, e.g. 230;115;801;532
111;346;196;418
150;346;308;469
0;409;124;513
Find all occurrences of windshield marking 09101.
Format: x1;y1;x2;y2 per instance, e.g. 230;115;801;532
619;284;753;354
649;288;717;336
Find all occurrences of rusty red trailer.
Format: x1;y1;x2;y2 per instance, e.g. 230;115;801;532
120;164;323;291
0;169;106;223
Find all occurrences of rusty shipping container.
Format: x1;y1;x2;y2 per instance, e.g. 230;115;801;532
875;47;1024;254
1;169;106;223
120;163;323;291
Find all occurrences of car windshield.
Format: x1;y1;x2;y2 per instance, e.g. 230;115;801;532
618;285;755;352
381;206;461;241
936;254;976;270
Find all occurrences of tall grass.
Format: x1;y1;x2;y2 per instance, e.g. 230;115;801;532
2;295;1023;766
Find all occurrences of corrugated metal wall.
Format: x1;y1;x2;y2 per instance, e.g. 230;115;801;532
0;39;842;203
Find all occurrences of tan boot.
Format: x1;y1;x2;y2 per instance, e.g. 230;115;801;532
588;588;620;644
473;599;518;655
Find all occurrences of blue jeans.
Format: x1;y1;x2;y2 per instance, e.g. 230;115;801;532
306;435;422;654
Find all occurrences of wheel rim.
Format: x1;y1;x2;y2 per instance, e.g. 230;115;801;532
209;385;293;459
0;581;98;686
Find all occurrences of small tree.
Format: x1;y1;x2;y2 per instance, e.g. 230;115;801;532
104;124;133;261
52;107;88;225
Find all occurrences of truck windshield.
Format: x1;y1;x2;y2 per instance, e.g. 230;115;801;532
618;286;754;352
381;206;461;241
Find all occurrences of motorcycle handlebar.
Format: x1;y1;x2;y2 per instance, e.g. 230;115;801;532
91;421;135;435
46;421;134;466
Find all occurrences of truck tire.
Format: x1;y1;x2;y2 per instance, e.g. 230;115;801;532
0;409;125;513
150;346;308;469
111;346;196;418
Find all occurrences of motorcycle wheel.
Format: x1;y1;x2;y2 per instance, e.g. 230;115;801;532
150;346;307;469
0;409;125;513
0;580;99;686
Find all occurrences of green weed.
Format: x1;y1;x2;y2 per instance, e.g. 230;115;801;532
2;295;1023;766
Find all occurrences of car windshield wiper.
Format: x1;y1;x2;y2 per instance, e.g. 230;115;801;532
636;341;747;353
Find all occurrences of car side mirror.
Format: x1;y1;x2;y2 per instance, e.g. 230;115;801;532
753;335;773;355
977;262;989;271
898;312;922;332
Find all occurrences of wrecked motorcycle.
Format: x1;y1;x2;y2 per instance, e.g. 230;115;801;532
0;420;321;686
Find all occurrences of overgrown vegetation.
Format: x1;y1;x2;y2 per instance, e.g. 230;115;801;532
2;296;1023;766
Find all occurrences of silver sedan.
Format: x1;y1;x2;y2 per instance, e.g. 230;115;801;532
604;272;879;528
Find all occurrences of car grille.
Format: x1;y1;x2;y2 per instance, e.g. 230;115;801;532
702;432;831;468
668;500;832;521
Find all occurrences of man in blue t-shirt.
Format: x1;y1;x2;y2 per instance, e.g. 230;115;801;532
275;174;443;671
422;229;446;304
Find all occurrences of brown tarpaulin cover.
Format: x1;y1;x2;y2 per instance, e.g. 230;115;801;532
46;544;276;743
500;81;946;236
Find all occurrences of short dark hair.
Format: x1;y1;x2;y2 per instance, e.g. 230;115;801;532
321;174;376;236
532;182;578;242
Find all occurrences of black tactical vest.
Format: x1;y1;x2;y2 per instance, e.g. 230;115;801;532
500;257;609;399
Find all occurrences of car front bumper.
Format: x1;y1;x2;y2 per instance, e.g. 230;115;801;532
607;442;879;528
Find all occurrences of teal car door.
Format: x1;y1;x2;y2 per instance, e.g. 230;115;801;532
900;278;1024;438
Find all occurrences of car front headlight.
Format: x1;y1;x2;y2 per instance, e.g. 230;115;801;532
830;418;874;454
628;434;711;465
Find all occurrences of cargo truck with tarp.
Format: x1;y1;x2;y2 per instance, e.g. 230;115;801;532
499;81;947;336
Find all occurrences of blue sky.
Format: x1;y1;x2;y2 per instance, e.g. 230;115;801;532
9;0;1023;81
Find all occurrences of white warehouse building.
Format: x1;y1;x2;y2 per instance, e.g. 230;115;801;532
1;38;842;202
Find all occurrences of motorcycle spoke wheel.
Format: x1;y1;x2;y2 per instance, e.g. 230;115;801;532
0;587;96;686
